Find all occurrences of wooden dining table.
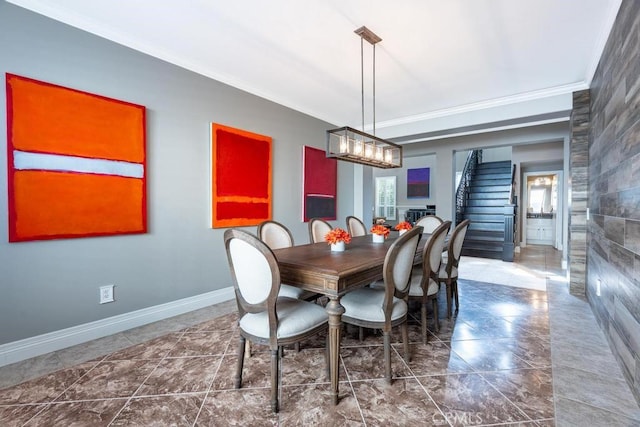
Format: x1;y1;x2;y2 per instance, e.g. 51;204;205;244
272;233;425;405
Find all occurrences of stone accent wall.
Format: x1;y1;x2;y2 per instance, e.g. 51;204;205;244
569;90;590;295
587;0;640;403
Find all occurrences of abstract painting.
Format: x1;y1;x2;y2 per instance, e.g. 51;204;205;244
303;146;336;221
6;74;146;242
211;123;272;228
407;167;430;198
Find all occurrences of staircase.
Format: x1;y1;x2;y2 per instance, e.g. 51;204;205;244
461;160;512;259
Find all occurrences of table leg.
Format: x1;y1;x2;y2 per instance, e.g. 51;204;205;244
325;296;345;405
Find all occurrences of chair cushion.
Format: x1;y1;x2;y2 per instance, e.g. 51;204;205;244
239;297;328;340
408;273;439;297
341;287;407;323
438;264;458;279
278;284;306;299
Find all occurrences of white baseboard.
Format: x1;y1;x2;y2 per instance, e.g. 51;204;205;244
0;287;235;368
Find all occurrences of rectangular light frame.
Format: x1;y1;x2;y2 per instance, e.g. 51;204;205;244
326;126;402;169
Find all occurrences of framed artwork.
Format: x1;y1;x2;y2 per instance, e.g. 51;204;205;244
407;167;430;198
211;123;272;228
303;146;336;221
6;73;147;242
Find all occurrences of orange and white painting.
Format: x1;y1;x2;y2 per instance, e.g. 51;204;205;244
6;74;147;242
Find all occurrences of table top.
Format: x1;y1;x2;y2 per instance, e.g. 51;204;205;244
273;234;425;297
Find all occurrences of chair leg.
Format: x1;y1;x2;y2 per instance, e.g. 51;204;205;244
432;299;440;332
401;322;410;363
235;336;246;389
270;348;280;413
453;278;459;313
245;340;252;359
421;303;428;345
383;331;392;384
445;279;453;319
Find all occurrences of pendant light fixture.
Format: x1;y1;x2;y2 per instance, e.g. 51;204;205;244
326;26;402;169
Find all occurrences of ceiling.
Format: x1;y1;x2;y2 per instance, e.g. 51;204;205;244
8;0;621;141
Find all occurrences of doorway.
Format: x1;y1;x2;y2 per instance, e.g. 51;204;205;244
522;171;563;249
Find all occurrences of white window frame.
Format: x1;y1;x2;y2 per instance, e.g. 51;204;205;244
375;176;397;221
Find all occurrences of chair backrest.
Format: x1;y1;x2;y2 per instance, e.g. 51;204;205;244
224;229;279;324
257;220;294;249
415;215;444;234
445;219;470;272
382;226;424;306
346;216;367;237
308;218;332;243
421;221;452;286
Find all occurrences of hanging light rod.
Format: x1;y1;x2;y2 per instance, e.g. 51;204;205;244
326;26;403;169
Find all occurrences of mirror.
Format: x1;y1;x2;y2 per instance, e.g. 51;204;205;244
526;174;557;217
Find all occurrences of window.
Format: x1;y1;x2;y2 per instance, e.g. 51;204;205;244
375;176;396;220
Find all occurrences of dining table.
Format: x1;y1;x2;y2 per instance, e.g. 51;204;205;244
272;233;426;405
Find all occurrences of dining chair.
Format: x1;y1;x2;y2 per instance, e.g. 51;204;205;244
224;229;329;413
439;219;471;318
339;225;424;384
257;220;305;299
308;218;333;243
414;215;444;234
347;215;367;237
346;215;367;237
408;220;451;344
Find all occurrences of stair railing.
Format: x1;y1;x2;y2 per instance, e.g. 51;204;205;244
455;149;482;225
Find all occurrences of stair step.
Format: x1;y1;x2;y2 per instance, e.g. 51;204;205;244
463;240;503;253
472;178;512;186
478;161;511;169
465;232;505;243
468;221;504;231
467;198;509;207
464;206;505;214
476;169;511;180
461;247;503;259
464;213;506;222
469;184;512;192
468;191;510;200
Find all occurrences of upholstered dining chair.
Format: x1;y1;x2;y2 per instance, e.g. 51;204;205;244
257;220;305;300
408;220;451;344
346;215;367;237
308;218;333;243
439;219;471;318
339;226;423;384
224;229;329;413
414;215;444;234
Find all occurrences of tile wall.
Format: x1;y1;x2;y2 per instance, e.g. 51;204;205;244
587;0;640;404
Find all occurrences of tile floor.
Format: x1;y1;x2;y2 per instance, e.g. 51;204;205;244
0;246;639;426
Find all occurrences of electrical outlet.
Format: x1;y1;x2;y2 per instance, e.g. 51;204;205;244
99;285;115;304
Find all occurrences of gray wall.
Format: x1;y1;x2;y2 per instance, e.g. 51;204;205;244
372;154;437;224
0;2;353;344
587;0;640;402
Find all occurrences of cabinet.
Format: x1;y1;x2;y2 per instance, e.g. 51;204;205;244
526;217;555;245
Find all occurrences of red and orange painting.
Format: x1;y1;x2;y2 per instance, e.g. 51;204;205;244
211;124;272;228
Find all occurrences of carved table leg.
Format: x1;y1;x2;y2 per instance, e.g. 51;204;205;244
325;296;345;405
